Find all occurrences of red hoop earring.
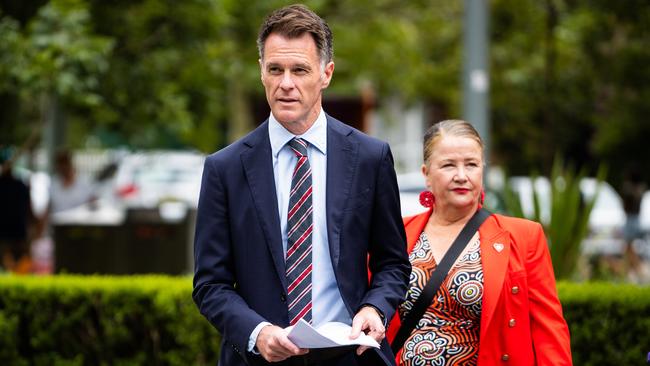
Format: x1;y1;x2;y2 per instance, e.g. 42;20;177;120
478;189;485;209
419;190;435;208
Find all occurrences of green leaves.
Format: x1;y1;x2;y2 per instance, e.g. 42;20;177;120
0;275;221;365
558;281;650;365
13;0;113;102
545;157;606;279
502;155;607;280
1;275;649;364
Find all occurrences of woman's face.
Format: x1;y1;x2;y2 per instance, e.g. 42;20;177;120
422;135;483;211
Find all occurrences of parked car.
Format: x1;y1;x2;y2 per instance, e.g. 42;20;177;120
640;191;650;234
508;176;627;256
397;171;428;217
114;150;205;210
637;191;650;259
53;150;206;224
580;178;627;255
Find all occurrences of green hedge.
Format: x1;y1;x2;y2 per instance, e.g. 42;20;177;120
0;275;220;365
1;277;649;365
558;282;650;365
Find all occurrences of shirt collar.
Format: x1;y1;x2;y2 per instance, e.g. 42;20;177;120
268;109;327;158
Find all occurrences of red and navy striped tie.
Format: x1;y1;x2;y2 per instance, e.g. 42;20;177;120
286;138;313;325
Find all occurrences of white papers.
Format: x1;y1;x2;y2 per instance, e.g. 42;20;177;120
287;319;380;349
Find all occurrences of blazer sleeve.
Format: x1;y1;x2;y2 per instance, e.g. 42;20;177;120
192;155;266;358
526;222;573;365
363;143;411;322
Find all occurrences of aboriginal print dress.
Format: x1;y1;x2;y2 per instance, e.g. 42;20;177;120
398;231;483;366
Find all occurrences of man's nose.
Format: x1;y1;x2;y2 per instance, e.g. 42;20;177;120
280;71;294;89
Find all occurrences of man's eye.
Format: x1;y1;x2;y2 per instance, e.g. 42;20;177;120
269;67;282;74
293;68;308;75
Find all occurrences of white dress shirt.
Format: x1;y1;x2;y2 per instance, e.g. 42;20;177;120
247;110;351;351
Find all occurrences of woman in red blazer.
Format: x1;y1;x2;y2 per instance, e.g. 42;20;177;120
386;120;572;365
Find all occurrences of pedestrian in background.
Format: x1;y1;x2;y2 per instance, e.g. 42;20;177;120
48;149;95;214
0;147;34;273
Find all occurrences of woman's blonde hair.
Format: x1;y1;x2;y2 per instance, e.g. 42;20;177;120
423;119;484;166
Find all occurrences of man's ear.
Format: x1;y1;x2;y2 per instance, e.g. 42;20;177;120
321;61;335;88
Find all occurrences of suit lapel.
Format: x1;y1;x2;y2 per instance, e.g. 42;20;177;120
478;216;510;340
326;116;357;269
240;122;286;288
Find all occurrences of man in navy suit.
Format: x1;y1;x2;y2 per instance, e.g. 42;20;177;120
192;5;410;365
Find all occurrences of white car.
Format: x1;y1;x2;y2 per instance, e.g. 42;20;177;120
114;150;205;210
397;171;428;217
637;191;650;259
580;178;627;255
508;176;627;255
640;191;650;233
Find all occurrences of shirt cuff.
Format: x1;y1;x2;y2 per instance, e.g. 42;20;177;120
248;321;272;353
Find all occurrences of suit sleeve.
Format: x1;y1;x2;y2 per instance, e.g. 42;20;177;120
362;143;411;322
526;223;573;365
192;156;266;359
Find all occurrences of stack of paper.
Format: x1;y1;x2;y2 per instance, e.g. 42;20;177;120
287;319;380;349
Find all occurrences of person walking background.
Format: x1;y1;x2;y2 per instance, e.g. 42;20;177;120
192;4;410;366
0;147;34;273
47;149;95;214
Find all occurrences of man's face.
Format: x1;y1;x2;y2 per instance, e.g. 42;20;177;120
260;33;334;131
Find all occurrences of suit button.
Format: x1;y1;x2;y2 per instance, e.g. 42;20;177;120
508;319;516;327
502;354;510;361
281;293;287;302
511;286;519;294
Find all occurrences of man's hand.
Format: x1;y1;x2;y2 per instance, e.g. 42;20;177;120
350;306;386;355
255;325;308;362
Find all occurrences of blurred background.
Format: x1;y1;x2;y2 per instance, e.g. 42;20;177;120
1;0;649;282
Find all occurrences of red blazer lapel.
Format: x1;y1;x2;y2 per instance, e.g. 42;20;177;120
478;215;510;341
404;208;432;253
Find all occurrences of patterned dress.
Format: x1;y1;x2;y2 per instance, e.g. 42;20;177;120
398;231;483;366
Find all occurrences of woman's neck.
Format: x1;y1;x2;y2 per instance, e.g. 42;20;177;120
428;204;477;228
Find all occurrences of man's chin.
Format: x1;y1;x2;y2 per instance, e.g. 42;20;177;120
272;111;300;125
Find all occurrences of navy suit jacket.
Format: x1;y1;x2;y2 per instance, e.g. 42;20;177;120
192;115;410;366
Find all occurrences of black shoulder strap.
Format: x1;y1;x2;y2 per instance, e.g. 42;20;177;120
391;208;491;354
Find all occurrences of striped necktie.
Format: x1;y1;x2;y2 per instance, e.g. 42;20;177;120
286;138;313;325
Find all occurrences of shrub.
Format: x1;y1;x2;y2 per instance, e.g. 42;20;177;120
558;281;650;365
1;276;649;364
0;275;220;365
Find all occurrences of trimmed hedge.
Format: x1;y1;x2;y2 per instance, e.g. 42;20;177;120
1;277;649;365
0;275;220;365
558;282;650;365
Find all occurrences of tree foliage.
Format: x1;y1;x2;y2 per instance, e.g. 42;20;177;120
0;0;112;145
490;0;650;187
0;0;648;187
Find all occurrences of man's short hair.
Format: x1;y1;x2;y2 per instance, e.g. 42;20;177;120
257;4;333;66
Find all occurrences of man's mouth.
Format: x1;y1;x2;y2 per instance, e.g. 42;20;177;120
278;98;298;103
